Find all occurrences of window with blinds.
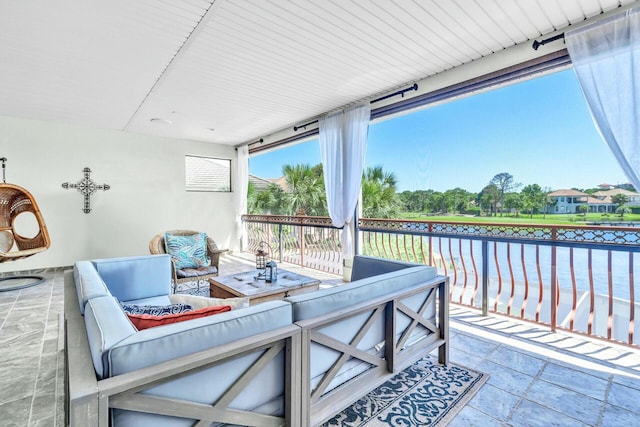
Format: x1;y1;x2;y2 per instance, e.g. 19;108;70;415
185;155;231;192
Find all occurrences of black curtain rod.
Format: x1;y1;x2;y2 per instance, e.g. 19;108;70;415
532;33;564;50
293;120;318;132
237;138;262;150
370;82;418;103
293;83;419;131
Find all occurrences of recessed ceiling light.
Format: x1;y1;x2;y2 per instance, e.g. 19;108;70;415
150;118;172;125
208;128;215;132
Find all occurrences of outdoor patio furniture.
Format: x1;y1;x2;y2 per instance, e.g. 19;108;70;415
149;229;227;292
0;179;51;292
65;253;448;426
0;183;50;263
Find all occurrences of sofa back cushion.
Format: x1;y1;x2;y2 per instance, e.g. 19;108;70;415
74;261;111;315
286;265;436;321
92;254;172;302
350;255;422;281
83;296;137;379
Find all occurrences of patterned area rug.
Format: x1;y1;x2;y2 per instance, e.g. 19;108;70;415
322;357;488;427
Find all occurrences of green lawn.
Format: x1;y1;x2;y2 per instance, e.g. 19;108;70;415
398;212;640;225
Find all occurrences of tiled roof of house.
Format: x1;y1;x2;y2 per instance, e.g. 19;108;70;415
249;174;274;191
548;189;588;197
249;175;289;192
587;196;611;205
270;176;289;192
593;188;639;197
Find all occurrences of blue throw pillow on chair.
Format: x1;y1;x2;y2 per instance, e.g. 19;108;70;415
164;232;211;269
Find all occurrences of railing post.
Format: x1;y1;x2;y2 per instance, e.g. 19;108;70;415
428;236;433;266
354;206;360;256
551;228;558;332
551;246;558;332
482;240;488;316
299;222;305;267
240;217;246;252
278;224;283;263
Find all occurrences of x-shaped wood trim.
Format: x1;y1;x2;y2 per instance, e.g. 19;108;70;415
394;288;438;352
309;306;385;402
109;342;286;427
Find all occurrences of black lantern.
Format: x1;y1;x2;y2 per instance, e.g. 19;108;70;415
265;261;278;283
255;241;269;271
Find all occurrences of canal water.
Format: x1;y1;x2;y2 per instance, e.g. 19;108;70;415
432;239;639;301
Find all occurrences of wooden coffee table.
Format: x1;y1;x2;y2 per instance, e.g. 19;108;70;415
209;269;320;305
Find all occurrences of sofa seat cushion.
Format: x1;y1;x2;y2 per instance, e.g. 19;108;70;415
126;305;232;330
176;265;217;278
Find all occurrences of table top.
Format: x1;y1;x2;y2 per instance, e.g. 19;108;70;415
208;268;320;298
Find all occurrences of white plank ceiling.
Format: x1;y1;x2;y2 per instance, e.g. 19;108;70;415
0;0;636;145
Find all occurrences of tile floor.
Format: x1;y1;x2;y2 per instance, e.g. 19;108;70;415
0;269;65;427
447;307;640;426
1;254;639;426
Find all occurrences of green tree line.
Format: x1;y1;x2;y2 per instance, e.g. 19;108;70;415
248;163;402;218
249;167;631;219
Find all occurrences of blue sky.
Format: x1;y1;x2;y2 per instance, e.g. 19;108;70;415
249;69;628;193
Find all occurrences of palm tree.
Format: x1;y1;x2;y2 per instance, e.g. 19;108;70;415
247;181;258;214
361;166;401;218
282;164;326;215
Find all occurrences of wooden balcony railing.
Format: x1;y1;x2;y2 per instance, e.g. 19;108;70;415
242;214;640;347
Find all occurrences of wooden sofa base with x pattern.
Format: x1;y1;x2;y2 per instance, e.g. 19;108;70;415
297;276;449;426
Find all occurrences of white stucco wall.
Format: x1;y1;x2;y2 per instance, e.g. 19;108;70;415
0;116;239;273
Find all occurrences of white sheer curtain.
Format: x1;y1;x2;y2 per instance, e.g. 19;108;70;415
234;145;249;250
319;103;371;259
566;8;640;191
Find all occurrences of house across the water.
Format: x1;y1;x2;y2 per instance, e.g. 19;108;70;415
548;186;640;213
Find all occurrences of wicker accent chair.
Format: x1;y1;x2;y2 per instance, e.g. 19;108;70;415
0;183;50;263
149;230;227;292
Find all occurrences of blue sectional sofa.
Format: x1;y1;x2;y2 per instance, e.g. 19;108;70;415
65;254;448;427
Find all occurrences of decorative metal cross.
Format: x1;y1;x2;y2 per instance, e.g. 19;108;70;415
62;167;110;214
